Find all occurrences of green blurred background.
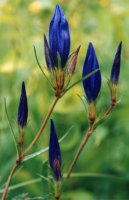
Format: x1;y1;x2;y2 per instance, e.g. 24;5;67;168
0;0;129;199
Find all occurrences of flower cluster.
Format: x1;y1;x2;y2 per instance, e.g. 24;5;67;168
44;5;80;97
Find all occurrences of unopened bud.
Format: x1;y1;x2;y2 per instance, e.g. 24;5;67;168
67;45;81;75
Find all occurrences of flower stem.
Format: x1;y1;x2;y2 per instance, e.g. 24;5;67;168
2;163;18;200
2;96;59;200
96;101;117;123
104;101;117;116
67;125;93;179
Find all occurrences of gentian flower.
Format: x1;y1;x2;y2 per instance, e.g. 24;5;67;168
49;119;62;181
82;42;101;103
110;42;122;85
49;4;70;68
44;5;70;70
17;82;28;128
43;5;80;97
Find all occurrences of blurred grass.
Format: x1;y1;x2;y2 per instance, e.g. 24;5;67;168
0;0;129;199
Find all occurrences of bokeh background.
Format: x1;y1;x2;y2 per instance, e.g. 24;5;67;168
0;0;129;199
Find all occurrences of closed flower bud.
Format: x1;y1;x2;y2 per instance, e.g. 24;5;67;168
49;4;70;68
67;45;81;75
49;119;62;181
110;42;122;85
82;42;101;103
17;82;28;128
109;42;122;105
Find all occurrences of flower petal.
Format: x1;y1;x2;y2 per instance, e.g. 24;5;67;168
44;34;55;71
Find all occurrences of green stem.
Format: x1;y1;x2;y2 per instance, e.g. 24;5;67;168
95;101;117;125
55;181;61;200
67;125;94;179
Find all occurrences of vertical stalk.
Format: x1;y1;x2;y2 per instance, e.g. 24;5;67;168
2;163;18;200
67;126;93;179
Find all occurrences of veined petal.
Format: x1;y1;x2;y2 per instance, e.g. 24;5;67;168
49;5;61;66
82;43;101;103
49;5;70;68
110;42;122;85
58;6;70;67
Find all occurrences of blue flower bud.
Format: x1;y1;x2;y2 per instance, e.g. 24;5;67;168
49;119;62;181
49;4;70;68
110;42;122;85
44;34;55;71
17;82;28;128
82;42;101;103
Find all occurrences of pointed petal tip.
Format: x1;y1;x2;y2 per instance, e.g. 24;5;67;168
50;119;54;126
22;81;26;91
54;4;63;16
43;33;46;40
118;41;122;51
50;119;55;133
119;41;122;46
56;4;61;9
44;34;48;43
89;42;94;47
56;4;63;12
22;81;25;86
88;42;95;53
76;45;81;54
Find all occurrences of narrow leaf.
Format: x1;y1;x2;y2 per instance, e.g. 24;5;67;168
0;173;125;194
64;69;99;94
4;98;19;158
0;178;40;193
22;126;73;162
33;46;53;88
